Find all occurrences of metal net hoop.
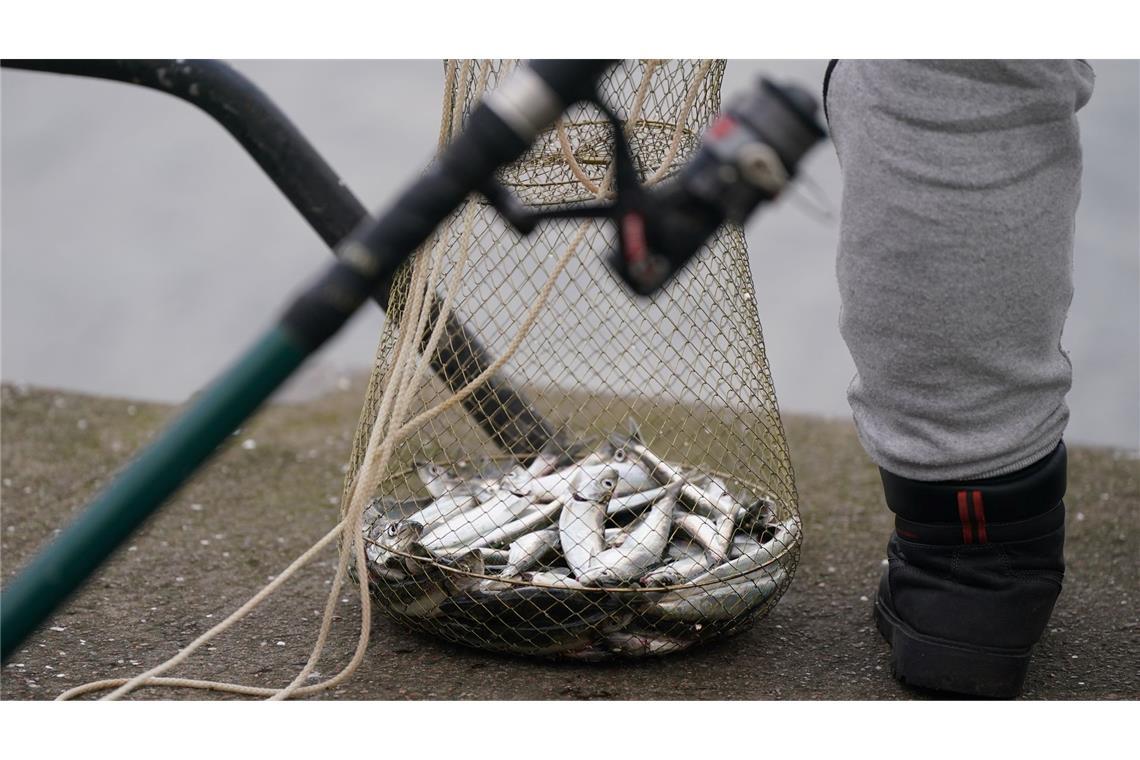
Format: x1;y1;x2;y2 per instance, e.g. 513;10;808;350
344;59;802;660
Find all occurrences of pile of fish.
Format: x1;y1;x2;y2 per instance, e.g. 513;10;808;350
361;427;800;658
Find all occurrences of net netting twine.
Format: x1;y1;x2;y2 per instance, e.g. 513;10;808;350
60;57;793;699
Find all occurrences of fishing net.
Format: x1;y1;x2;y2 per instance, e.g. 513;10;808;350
342;59;802;660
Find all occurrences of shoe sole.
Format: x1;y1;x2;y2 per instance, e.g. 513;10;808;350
874;594;1031;699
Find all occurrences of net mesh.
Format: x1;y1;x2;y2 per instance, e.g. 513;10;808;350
343;59;801;660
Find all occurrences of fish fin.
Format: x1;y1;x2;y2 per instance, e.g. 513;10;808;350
606;418;644;451
540;437;574;465
626;418;643;444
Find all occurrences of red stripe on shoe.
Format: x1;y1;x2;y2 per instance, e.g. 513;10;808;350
957;490;974;544
972;490;988;544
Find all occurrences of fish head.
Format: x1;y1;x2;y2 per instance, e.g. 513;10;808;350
640;565;684;587
502;474;533;497
578;564;623;587
417;458;446;476
574;466;618;504
591;439;629;461
377;519;424;554
415;460;448;481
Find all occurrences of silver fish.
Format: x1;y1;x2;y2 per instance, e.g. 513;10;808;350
646;563;788;622
623;441;742;521
527;569;587;589
693;475;779;528
674;513;722;554
362;497;385;528
667;538;707;561
362;494;437;525
476;546;511;565
373;530;485;616
404;490;484;533
526;446;564;476
727;520;801;562
575;440;623;468
639;553;714;587
603;527;628;547
643;519;800;619
365;519;429;575
388;586;451;618
558;468;616;578
674;508;738;563
523;456;657;502
499;446;565;494
500;528;561;577
606;485;670;516
419;489;536;551
605;631;692;656
465;497;565;551
578;484;678;586
643;518;800;588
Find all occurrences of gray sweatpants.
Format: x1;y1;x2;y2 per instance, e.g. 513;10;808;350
826;60;1096;481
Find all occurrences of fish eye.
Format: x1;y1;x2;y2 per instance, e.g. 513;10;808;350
614;448;627;462
602;478;615;489
385;523;398;537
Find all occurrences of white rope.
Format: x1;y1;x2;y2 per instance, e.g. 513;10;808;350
59;57;712;700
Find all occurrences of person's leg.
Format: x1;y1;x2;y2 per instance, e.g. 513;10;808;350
825;59;1095;697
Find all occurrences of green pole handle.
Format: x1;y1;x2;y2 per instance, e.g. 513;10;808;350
0;326;307;661
0;59;617;663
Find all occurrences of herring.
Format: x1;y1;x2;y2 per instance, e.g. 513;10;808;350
639;553;714;587
420;490;536;551
578;484;679;586
366;519;428;575
453;497;563;552
605;631;690;656
674;507;739;563
558;468;616;578
527;569;587;589
501;528;560;577
606;485;669;516
645;564;788;622
525;457;657;501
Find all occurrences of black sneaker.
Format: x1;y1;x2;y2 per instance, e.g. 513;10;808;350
873;442;1068;699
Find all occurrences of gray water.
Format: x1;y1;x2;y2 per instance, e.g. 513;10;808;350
2;60;1137;451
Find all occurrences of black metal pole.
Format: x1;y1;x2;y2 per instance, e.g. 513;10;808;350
0;58;562;458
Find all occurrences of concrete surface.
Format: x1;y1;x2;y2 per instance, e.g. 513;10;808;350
1;382;1136;699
